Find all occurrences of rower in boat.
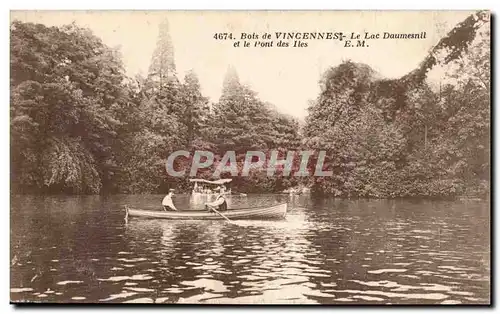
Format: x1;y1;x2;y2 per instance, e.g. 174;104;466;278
162;188;178;211
205;187;228;212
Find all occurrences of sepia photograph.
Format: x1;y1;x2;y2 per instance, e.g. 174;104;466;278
9;10;490;304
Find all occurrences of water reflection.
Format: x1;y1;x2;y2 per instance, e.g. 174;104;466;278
10;195;490;304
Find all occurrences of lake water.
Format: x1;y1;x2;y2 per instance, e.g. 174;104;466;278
10;194;490;304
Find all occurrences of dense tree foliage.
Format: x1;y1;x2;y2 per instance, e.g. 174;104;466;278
10;11;490;198
11;21;129;194
303;11;490;198
10;20;299;194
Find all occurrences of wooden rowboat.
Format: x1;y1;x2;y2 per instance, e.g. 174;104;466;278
124;203;287;220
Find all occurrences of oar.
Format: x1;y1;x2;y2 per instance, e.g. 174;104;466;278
209;206;236;224
124;205;129;222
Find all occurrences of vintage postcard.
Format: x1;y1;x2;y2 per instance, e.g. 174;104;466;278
10;10;490;304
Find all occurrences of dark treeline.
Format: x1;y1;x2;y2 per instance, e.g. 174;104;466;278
10;12;490;198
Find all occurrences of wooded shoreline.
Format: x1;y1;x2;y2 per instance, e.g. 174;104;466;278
10;12;490;199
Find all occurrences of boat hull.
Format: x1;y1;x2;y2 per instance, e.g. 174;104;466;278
125;203;287;220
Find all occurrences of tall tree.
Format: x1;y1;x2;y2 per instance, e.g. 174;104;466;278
147;19;176;90
143;18;183;130
222;65;240;96
179;70;210;147
209;67;272;154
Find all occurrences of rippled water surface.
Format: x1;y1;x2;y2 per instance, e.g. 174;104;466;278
10;195;490;304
